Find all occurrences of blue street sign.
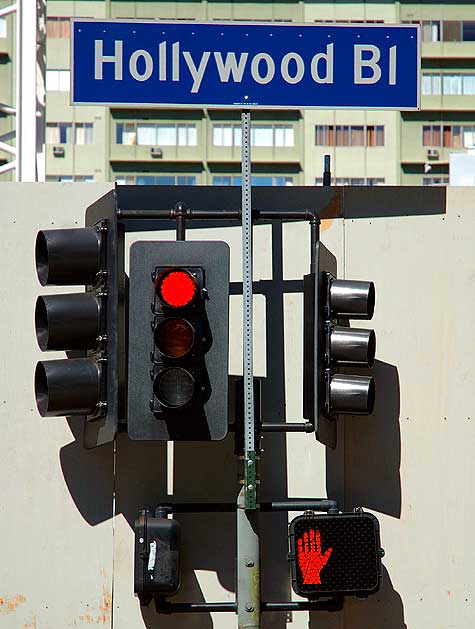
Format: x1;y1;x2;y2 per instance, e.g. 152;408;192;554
71;19;420;110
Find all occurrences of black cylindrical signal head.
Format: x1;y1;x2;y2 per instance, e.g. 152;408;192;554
330;280;375;320
329;374;375;415
35;358;100;416
35;293;100;351
35;228;101;286
330;326;376;368
154;318;195;358
153;367;195;409
155;268;198;308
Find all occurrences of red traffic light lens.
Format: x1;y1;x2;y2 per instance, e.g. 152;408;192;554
154;318;195;358
156;269;197;308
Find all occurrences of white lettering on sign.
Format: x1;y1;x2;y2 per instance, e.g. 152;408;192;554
214;52;249;82
310;44;334;84
281;52;305;84
129;49;153;81
251;53;275;84
182;50;211;93
94;39;123;80
354;45;381;84
92;40;398;92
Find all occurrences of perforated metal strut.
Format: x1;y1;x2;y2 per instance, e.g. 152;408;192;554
238;110;260;629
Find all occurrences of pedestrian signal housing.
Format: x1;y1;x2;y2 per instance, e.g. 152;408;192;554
289;511;383;598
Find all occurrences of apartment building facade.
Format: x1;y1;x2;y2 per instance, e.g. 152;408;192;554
1;1;474;186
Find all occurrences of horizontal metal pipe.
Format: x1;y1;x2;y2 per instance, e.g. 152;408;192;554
262;599;343;612
156;601;237;613
155;600;343;613
117;209;317;221
261;422;314;433
157;499;337;513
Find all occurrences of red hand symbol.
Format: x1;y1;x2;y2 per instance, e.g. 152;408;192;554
297;529;333;585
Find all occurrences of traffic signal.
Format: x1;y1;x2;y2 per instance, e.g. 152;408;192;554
34;218;122;448
289;511;383;598
303;242;376;448
127;241;230;440
134;508;181;604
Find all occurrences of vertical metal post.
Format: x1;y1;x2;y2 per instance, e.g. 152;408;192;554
310;217;320;274
237;110;260;628
15;0;45;181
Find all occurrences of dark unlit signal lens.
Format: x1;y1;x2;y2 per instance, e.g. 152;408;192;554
154;318;194;358
330;327;376;367
153;367;195;408
35;358;100;416
329;374;375;415
330;280;375;320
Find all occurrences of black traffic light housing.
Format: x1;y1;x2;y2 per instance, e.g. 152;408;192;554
135;508;181;605
34;195;124;449
127;240;230;441
304;242;376;448
289;511;384;599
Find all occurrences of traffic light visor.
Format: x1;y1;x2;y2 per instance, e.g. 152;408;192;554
35;228;101;286
155;269;198;308
330;280;375;320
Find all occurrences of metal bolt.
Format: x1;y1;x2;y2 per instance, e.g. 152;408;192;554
248;484;254;490
245;603;254;613
247;459;253;466
244;559;254;568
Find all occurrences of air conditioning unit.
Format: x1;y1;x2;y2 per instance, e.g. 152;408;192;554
427;148;439;159
53;146;65;157
150;147;163;158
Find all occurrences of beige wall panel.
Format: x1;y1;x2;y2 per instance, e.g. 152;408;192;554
0;183;113;628
2;184;475;628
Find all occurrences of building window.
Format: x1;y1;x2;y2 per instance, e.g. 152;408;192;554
422;73;475;96
213;176;293;186
115;175;197;185
423;177;449;186
422;20;441;42
115;123;197;146
315;177;385;186
0;17;7;38
422;74;442;95
46;175;94;182
74;123;93;145
423;125;475;148
46;122;93;145
405;19;475;42
46;17;71;38
212;124;294;147
46;70;70;92
315;125;384;147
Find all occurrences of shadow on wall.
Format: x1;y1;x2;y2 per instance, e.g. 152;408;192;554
327;359;402;517
308;567;406;629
